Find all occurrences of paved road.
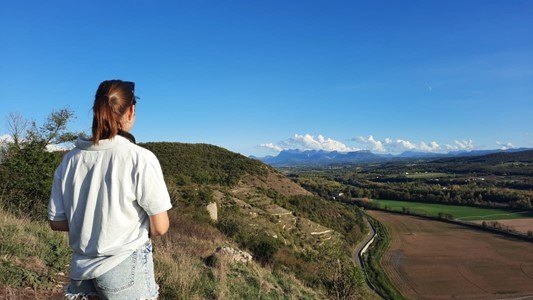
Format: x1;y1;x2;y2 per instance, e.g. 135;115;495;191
354;213;382;299
355;215;376;267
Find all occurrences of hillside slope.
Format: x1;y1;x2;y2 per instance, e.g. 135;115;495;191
0;142;370;299
141;142;312;196
0;143;368;299
431;149;533;175
139;142;370;298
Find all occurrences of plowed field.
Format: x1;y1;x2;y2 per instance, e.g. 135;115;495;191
472;218;533;235
368;210;533;300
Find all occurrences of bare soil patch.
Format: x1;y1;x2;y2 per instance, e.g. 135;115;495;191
368;210;533;300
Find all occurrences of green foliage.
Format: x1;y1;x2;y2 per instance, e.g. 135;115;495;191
217;216;241;238
282;194;365;245
247;234;281;265
172;186;214;208
363;217;405;300
0;108;77;219
286;151;533;210
373;199;533;220
325;258;366;300
0;211;70;290
140;142;268;186
0;109;371;297
216;207;281;265
1;146;60;219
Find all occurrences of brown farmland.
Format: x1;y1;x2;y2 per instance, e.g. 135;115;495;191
368;210;533;300
472;218;533;235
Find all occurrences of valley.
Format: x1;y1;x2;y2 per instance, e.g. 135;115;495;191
284;148;533;298
2;135;533;299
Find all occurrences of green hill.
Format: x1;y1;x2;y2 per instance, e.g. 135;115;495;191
432;149;533;175
141;142;268;186
0;141;372;299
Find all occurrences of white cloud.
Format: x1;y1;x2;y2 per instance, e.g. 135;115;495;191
357;135;385;152
0;134;13;143
260;134;357;153
46;143;73;152
442;140;475;151
0;133;72;152
496;141;515;150
261;134;483;154
355;135;469;153
0;135;13;155
259;142;284;152
357;136;426;153
419;141;440;152
291;134;357;152
395;139;417;151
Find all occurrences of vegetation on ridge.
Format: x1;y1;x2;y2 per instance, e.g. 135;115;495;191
0;109;372;299
141;142;268;186
284;150;533;210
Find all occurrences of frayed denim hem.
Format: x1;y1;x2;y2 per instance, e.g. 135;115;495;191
64;284;100;300
64;283;159;300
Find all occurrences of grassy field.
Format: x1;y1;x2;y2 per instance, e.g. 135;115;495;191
404;172;453;179
373;199;533;220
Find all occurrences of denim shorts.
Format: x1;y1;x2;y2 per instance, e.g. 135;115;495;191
65;240;159;300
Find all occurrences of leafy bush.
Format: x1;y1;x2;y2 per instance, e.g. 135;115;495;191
141;142;268;186
247;234;281;265
0;109;76;219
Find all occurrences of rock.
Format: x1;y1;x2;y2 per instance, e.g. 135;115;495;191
206;202;218;221
216;246;253;263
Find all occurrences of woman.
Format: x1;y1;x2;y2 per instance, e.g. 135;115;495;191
48;80;172;299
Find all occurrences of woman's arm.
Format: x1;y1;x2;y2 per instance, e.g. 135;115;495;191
149;211;170;237
49;220;69;231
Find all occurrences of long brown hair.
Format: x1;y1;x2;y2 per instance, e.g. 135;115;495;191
92;80;136;144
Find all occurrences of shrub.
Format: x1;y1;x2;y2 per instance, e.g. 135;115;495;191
0;109;76;219
247;234;281;265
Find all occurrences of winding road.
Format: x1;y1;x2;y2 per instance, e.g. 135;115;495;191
354;213;382;299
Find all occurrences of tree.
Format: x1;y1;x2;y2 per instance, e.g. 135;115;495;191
0;108;77;219
6;112;29;149
329;258;366;300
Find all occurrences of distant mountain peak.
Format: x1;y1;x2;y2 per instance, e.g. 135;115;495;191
258;149;382;166
255;147;533;166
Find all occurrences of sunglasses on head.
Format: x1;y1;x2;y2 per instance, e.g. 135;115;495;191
124;81;135;93
123;81;137;105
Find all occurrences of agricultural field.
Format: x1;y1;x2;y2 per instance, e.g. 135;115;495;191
368;210;533;299
372;199;533;235
372;199;533;221
404;172;453;179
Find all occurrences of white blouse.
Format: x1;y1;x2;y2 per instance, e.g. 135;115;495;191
48;135;172;280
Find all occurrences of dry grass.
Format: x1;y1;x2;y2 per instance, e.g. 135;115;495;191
241;173;311;197
154;210;324;299
0;207;69;300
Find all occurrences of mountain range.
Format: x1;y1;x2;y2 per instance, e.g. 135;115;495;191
254;148;533;166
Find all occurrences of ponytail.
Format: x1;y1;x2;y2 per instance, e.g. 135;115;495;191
91;80;135;144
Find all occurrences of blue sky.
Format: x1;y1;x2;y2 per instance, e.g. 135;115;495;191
1;1;532;156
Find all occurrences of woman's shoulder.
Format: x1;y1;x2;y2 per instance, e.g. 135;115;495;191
123;141;160;164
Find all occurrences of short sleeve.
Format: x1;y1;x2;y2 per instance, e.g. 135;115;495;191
136;152;172;216
48;166;67;221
